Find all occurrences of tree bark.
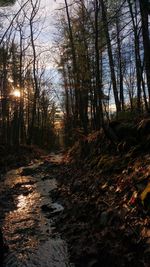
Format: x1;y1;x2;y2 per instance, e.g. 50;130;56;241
94;0;104;129
64;0;80;125
100;0;121;114
139;0;150;106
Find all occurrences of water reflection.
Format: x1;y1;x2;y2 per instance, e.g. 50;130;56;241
3;190;40;252
17;194;28;209
0;162;73;267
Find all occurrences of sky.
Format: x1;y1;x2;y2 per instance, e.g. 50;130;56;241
0;0;117;111
38;0;64;43
37;0;66;103
1;0;64;44
12;0;64;44
0;0;65;105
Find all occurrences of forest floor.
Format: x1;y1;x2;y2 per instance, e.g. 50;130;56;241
49;149;150;267
48;118;150;267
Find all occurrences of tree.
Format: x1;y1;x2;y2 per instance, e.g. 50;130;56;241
94;0;104;129
100;0;121;114
0;0;58;149
139;0;150;105
127;0;143;111
0;0;16;6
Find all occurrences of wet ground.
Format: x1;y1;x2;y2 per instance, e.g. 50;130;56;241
0;154;74;267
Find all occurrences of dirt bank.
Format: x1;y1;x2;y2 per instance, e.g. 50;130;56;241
0;145;47;174
50;125;150;267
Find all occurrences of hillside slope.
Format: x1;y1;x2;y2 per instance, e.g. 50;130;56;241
52;118;150;267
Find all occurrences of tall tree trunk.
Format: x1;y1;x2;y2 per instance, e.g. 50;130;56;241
1;46;8;145
139;0;150;105
94;0;104;129
28;3;39;144
128;0;143;112
64;0;80;126
116;16;124;111
19;29;25;144
100;0;121;114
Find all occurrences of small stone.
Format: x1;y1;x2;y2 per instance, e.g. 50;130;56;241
100;211;109;226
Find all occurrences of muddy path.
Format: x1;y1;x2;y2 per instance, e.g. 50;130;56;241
0;153;74;267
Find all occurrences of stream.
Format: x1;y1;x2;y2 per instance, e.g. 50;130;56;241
0;154;74;267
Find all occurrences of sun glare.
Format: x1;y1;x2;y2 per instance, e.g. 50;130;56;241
13;90;21;98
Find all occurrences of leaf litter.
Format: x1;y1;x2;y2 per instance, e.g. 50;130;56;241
50;149;150;267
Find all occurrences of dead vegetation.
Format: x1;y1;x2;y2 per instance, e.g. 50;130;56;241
52;118;150;267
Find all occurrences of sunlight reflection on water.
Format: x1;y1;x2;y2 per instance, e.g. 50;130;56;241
17;194;28;209
1;162;74;267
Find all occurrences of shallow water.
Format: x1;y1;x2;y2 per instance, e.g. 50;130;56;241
0;158;73;267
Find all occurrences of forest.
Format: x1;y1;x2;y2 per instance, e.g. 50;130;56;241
0;0;150;267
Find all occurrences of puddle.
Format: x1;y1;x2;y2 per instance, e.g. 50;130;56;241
0;158;74;267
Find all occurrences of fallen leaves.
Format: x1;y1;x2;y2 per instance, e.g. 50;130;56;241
51;151;150;267
141;183;150;209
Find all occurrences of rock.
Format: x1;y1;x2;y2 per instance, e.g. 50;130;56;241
100;211;109;226
21;167;36;176
72;180;82;192
45;163;58;171
41;204;55;213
